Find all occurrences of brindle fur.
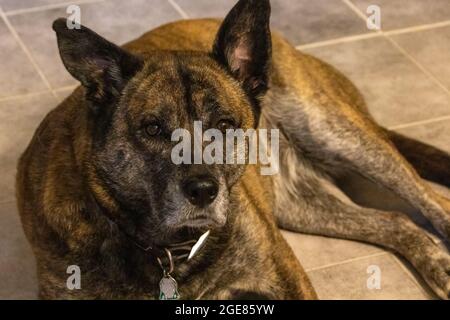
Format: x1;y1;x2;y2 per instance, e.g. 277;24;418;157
16;0;450;299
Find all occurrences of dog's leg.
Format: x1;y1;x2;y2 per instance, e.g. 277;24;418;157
385;129;450;188
269;99;450;241
274;158;450;299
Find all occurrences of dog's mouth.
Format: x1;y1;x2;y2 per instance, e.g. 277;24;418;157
156;225;207;247
155;190;229;246
164;199;228;229
177;215;221;228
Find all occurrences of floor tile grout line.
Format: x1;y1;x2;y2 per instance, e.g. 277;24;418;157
0;85;79;103
295;32;381;50
0;7;58;101
341;0;373;25
167;0;189;20
0;89;54;103
305;251;388;273
384;20;450;36
53;84;78;92
295;18;450;50
389;254;433;298
4;0;105;17
341;0;450;99
388;115;450;131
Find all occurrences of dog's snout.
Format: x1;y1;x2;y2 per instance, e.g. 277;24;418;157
182;176;219;208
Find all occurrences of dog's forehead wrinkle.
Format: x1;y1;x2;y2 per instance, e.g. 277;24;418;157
176;62;197;121
132;60;224;128
179;65;235;125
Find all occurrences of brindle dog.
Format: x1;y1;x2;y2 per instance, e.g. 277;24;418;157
16;0;450;299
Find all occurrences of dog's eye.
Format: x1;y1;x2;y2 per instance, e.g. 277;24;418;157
145;123;161;136
217;119;236;133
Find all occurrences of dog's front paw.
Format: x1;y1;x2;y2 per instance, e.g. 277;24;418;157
419;249;450;300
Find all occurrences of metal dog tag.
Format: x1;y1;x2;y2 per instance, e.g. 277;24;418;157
159;275;180;300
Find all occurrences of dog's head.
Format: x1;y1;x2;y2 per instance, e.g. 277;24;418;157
53;0;271;245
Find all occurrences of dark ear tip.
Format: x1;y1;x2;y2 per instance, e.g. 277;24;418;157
255;0;270;7
243;0;270;9
52;18;68;33
253;0;271;14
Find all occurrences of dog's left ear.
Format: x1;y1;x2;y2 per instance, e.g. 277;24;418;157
212;0;272;99
52;18;143;111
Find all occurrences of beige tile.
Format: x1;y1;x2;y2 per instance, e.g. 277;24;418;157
351;0;450;30
0;0;64;13
8;0;182;88
391;26;450;91
0;20;47;98
0;93;57;203
304;37;450;127
0;201;38;299
282;230;382;270
176;0;371;46
307;254;431;299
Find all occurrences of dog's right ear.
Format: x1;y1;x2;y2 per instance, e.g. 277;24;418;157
52;18;143;110
212;0;272;100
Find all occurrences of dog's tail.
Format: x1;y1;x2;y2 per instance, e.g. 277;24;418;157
385;129;450;188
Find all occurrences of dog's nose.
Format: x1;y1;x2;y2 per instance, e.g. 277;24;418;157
182;176;219;208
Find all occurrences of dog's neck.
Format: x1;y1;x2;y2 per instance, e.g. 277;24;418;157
133;230;211;274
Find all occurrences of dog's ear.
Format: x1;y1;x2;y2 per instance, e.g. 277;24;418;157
52;18;143;110
212;0;272;99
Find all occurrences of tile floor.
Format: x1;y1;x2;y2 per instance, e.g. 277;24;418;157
0;0;449;300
